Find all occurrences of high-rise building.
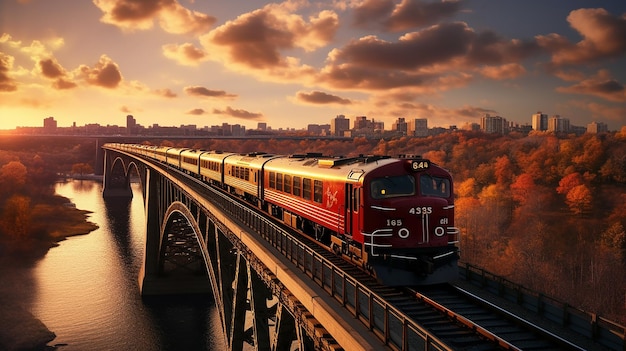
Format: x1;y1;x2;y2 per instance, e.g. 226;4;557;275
392;118;407;135
353;116;369;130
481;114;507;134
587;121;608;134
126;115;136;135
408;118;428;137
330;114;350;137
257;122;267;131
531;112;548;131
547;115;569;132
43;116;57;133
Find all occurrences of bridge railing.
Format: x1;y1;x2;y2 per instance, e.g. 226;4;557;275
204;181;451;351
461;262;625;351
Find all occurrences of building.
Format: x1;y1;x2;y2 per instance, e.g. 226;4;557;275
547;115;570;133
43;117;57;133
481;114;507;134
408;118;428;137
391;118;408;135
330;114;350;137
531;112;548;131
587;121;608;134
257;122;267;131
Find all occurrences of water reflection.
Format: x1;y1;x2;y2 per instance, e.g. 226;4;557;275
1;180;224;350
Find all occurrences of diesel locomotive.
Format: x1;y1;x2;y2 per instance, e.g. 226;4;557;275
106;143;460;285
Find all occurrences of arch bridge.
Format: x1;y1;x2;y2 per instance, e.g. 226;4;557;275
101;145;457;351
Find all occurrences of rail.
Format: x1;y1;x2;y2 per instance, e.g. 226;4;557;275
461;262;626;351
202;179;452;351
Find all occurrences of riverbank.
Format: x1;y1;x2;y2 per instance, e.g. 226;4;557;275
0;196;99;350
0;304;56;351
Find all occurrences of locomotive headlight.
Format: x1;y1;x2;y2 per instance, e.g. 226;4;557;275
434;226;445;237
398;228;409;239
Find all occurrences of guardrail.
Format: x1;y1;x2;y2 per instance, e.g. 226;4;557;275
460;262;625;351
201;177;453;351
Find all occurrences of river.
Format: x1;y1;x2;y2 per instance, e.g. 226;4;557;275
1;180;225;350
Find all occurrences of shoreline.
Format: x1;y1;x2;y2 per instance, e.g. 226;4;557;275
0;193;100;351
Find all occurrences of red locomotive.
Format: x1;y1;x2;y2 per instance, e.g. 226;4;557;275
108;143;460;285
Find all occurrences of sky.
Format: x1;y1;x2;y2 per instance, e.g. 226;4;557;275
1;0;625;131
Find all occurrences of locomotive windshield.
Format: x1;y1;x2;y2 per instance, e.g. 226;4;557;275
370;175;415;199
420;174;450;198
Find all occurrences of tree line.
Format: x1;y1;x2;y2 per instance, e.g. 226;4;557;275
0;130;624;322
164;129;626;323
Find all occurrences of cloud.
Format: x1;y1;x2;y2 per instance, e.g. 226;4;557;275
317;21;541;93
0;52;18;92
537;8;626;66
93;0;216;34
154;88;177;98
76;55;123;88
296;90;352;105
200;2;338;73
570;101;626;124
478;63;526;80
186;108;206;115
212;106;263;120
184;86;237;98
37;57;78;89
353;0;464;32
162;43;208;66
557;69;626;102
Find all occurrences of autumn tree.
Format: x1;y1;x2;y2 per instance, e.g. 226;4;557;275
565;184;593;215
1;195;31;240
71;162;94;176
556;172;583;195
0;160;27;197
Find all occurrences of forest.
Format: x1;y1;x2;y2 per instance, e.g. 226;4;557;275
0;130;624;323
0;136;98;257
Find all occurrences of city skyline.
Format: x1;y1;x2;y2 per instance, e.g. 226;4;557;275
1;1;625;131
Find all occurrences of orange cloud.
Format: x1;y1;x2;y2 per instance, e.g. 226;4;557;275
0;52;18;92
184;86;237;99
537;8;626;65
154;88;177;98
186;108;206;115
76;55;123;89
162;43;208;66
94;0;216;34
557;69;626;102
212;106;263;120
200;2;338;72
478;63;526;80
296;90;352;105
353;0;464;32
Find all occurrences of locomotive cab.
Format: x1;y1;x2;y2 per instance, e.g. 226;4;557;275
362;158;460;286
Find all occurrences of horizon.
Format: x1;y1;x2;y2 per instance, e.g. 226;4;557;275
1;1;625;131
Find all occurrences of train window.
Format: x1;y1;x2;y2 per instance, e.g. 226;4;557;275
276;173;283;191
370;175;415;199
293;176;301;196
269;172;276;189
244;168;250;181
420;175;450;198
314;180;323;203
303;178;312;200
284;175;292;194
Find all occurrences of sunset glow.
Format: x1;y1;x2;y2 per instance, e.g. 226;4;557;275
1;1;625;130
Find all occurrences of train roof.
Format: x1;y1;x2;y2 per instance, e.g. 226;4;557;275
264;153;401;181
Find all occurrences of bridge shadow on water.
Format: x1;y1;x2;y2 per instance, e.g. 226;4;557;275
102;196;224;350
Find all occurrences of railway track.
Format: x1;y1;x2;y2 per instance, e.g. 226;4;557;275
174;163;603;350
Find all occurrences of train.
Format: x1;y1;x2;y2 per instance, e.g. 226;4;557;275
106;143;460;286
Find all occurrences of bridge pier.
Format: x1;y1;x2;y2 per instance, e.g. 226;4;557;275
102;149;133;198
138;169;211;295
